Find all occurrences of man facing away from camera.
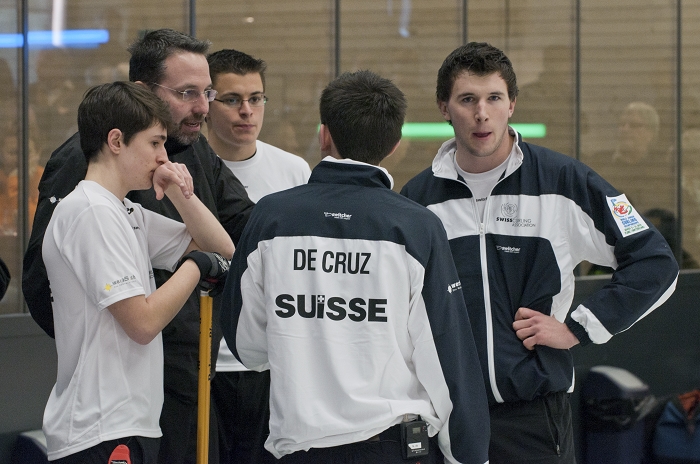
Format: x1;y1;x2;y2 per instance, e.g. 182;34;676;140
220;69;490;464
400;42;679;463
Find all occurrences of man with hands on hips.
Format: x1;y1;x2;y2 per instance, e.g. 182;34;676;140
401;42;679;464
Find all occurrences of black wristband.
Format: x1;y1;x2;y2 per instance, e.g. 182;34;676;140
177;250;214;278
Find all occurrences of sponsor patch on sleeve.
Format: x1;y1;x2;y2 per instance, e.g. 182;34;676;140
606;194;649;237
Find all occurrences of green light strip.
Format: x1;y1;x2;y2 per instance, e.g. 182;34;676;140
316;123;547;139
400;122;547;139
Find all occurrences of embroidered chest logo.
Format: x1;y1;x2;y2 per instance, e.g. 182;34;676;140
324;212;352;220
447;281;462;293
496;245;520;254
496;202;536;228
501;203;518;217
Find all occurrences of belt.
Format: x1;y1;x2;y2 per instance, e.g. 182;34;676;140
365;413;420;442
365;423;402;442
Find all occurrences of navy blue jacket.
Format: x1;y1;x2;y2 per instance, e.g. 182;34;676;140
401;133;679;405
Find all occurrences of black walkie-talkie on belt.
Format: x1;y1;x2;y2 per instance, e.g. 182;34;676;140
400;415;430;460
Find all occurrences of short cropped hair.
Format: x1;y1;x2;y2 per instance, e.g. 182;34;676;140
79;81;171;163
320;70;406;165
207;49;267;90
436;42;519;103
127;29;210;85
622;102;660;136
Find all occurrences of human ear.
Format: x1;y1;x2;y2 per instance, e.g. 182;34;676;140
438;101;451;123
508;97;516;118
106;128;124;154
319;124;332;151
387;140;401;157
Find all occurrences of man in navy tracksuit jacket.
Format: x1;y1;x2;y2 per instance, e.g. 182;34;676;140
221;70;490;464
401;42;679;463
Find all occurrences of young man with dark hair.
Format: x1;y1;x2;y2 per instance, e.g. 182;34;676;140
206;48;310;464
23;29;255;464
220;70;490;464
42;81;233;463
401;42;679;463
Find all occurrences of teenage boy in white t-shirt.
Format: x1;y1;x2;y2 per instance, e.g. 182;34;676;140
42;81;234;463
205;49;310;464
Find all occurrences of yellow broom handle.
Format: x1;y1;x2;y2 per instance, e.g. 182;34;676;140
197;291;213;464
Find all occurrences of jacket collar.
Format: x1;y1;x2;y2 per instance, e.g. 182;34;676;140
309;156;394;190
432;127;524;181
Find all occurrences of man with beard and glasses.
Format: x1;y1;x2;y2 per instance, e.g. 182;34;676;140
23;29;254;464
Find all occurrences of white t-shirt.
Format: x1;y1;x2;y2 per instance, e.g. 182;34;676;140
218;140;311;371
42;180;192;460
454;136;521;221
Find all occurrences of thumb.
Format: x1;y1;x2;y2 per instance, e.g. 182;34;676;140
153;182;165;200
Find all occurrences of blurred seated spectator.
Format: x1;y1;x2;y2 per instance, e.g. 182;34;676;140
584;101;673;214
0;134;43;233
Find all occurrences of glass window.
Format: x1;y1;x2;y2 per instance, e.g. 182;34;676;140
198;0;333;170
1;0;698;315
0;1;21;314
681;1;700;269
1;1;192;314
472;0;577;158
580;0;678;273
339;0;462;190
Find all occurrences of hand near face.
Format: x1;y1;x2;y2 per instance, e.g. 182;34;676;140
153;161;193;200
513;307;580;350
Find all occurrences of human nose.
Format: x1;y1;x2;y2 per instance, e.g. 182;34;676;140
475;100;488;122
156;147;168;164
238;99;254;114
192;93;210;115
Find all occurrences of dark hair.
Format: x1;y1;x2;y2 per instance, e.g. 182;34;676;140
320;70;406;165
78;81;171;163
207;49;267;90
127;29;210;84
436;42;518;103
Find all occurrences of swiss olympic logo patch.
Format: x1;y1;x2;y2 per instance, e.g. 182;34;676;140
607;194;648;237
501;203;518;218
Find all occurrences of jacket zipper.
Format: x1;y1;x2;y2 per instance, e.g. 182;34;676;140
479;197;504;403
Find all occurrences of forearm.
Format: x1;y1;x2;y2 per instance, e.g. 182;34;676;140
108;260;201;344
165;184;234;258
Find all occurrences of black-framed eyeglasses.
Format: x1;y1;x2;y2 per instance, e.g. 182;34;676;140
151;82;218;102
212;95;268;108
